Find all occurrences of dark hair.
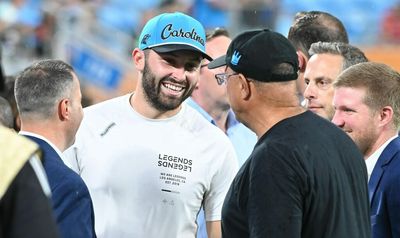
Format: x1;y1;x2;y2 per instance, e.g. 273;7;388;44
270;62;298;78
206;27;229;41
309;42;368;71
288;11;349;58
15;59;75;118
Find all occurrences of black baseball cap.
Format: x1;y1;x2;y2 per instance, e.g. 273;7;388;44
208;29;299;82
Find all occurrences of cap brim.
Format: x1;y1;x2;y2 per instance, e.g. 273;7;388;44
152;45;213;61
207;55;227;69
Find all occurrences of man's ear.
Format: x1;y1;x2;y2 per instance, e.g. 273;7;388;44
237;74;252;100
379;106;394;128
58;98;69;121
132;48;145;72
297;50;307;72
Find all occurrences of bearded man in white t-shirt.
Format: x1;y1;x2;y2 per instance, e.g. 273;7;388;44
63;12;238;238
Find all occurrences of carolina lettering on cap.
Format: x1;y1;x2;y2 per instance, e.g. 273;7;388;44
137;12;212;61
161;24;205;47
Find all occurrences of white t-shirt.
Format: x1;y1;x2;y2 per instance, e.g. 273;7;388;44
64;94;238;238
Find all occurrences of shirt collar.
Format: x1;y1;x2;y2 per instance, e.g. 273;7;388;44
226;110;240;129
19;131;70;167
366;135;398;181
185;97;216;125
186;97;241;130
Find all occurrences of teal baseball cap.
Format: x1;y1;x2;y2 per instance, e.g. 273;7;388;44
138;12;212;61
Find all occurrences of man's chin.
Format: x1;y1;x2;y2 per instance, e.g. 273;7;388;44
307;107;321;114
153;97;183;111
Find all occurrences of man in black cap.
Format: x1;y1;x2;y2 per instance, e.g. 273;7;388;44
208;29;371;238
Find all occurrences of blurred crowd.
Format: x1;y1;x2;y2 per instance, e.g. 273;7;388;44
0;0;279;62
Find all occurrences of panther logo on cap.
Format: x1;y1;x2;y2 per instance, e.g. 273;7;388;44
231;51;242;66
141;34;151;45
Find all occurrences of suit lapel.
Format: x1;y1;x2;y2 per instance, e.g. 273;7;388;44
368;137;400;203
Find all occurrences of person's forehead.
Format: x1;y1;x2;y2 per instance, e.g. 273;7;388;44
306;54;343;76
206;36;231;57
309;53;343;66
334;87;366;103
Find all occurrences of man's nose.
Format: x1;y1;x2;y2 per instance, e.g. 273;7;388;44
331;110;344;127
303;82;317;100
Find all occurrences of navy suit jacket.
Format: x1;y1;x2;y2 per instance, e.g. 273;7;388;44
26;135;96;238
369;137;400;238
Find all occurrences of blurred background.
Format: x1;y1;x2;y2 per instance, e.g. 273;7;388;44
1;0;400;105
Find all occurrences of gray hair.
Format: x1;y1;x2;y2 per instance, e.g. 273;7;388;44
0;96;13;128
309;41;368;71
15;59;75;119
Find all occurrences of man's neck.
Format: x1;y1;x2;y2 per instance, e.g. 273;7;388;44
247;105;305;139
210;109;230;133
20;121;66;152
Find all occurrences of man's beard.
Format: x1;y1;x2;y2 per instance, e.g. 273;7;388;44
353;126;378;157
142;61;194;112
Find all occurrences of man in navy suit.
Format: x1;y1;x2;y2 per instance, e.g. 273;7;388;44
14;59;96;238
332;62;400;238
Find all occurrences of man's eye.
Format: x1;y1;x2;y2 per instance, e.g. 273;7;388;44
319;80;328;85
343;108;355;113
317;79;331;88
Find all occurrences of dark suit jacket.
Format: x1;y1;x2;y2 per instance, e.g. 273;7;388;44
26;135;96;238
369;137;400;238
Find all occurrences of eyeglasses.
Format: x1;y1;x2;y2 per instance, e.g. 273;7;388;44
214;73;239;85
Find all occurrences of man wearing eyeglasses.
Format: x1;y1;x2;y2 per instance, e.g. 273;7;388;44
187;28;257;167
186;28;257;238
208;29;371;238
